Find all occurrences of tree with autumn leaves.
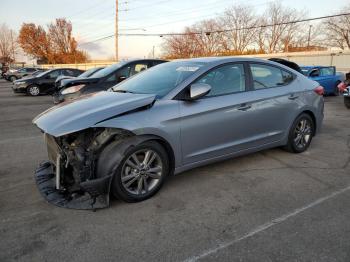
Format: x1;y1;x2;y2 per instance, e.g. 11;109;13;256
18;18;88;64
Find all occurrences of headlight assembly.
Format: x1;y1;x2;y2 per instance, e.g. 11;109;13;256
61;84;85;95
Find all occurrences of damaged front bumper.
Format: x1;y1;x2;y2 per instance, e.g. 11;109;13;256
34;130;121;210
35;161;112;209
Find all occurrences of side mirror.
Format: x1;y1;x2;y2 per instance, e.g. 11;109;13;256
189;83;211;100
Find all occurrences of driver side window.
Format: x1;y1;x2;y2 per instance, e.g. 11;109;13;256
106;66;131;82
47;70;60;79
195;64;246;97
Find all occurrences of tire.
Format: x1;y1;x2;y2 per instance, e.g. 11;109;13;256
344;97;350;109
27;85;40;96
284;113;315;153
333;81;340;96
101;140;169;203
9;76;17;82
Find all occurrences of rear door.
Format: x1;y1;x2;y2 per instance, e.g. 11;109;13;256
247;63;301;144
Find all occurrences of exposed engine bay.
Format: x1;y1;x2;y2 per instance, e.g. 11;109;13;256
35;128;132;210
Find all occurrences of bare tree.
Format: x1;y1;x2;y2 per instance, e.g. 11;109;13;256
218;5;259;53
163;19;222;58
256;2;304;53
0;23;18;63
191;19;223;56
323;6;350;49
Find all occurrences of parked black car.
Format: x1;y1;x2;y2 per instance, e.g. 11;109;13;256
268;58;303;73
54;59;167;103
55;66;104;90
12;68;84;96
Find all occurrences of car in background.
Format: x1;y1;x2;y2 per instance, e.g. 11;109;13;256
301;66;344;95
12;68;83;96
54;59;167;103
5;67;41;82
268;58;303;73
3;67;20;80
54;66;104;90
33;57;324;209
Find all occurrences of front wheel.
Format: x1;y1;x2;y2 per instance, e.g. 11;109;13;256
344;97;350;109
27;85;40;96
107;140;169;202
284;113;314;153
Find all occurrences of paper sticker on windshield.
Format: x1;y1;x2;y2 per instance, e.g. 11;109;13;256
176;66;199;72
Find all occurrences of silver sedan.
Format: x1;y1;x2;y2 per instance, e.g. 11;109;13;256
33;57;324;209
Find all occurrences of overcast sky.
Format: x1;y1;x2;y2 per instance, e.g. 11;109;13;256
1;0;349;60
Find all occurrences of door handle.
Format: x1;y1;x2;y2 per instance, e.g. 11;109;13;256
237;104;252;111
288;94;299;100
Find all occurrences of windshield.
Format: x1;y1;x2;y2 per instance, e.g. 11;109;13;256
90;62;125;78
35;69;52;78
112;61;204;98
78;67;103;78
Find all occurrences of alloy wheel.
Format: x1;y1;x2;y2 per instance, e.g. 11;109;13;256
293;119;312;150
29;86;40;96
121;149;163;195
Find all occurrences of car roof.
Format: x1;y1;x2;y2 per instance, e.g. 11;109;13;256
173;56;293;64
120;58;167;64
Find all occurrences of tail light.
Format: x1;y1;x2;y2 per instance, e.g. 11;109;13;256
338;82;347;93
314;86;324;96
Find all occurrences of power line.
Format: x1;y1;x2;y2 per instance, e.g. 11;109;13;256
119;0;172;12
77;0;271;42
78;12;350;46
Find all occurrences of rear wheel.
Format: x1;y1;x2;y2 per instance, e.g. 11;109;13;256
284;113;314;153
27;85;40;96
9;76;17;82
344;97;350;109
107;140;169;202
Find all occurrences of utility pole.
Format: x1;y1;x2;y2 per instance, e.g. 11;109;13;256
307;25;312;49
152;46;155;58
115;0;118;61
10;30;15;64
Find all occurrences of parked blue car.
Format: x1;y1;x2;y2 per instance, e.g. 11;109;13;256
301;66;344;95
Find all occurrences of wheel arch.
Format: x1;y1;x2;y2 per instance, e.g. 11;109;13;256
300;110;317;135
96;128;176;178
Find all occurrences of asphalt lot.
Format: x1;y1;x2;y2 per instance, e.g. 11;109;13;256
0;78;349;262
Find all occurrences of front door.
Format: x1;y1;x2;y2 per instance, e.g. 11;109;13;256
40;70;61;92
180;63;254;164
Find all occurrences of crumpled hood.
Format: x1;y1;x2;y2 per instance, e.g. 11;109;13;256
15;76;36;83
33;91;156;137
61;77;99;87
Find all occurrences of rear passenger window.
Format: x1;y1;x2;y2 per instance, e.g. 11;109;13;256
250;64;294;89
130;63;149;76
195;64;246;97
64;69;76;76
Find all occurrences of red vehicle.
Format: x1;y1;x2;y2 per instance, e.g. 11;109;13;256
338;72;350;109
